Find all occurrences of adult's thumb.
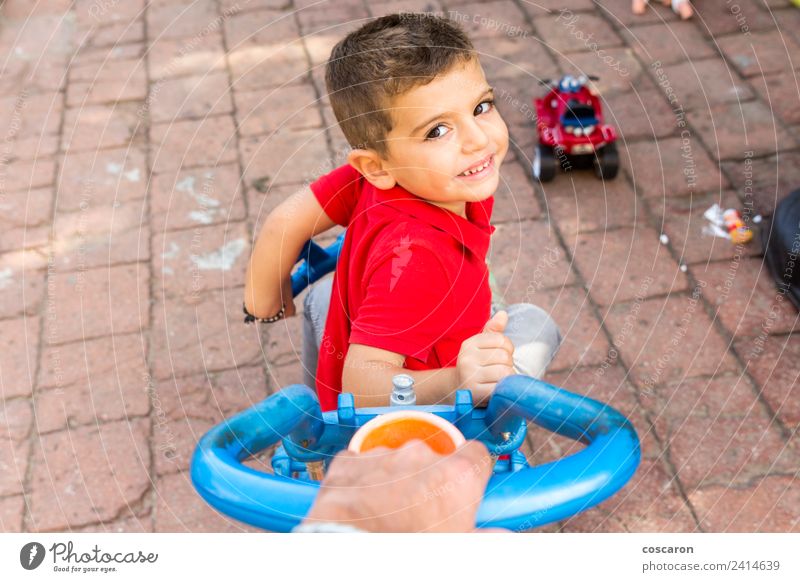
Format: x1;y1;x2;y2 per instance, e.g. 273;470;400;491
483;310;508;333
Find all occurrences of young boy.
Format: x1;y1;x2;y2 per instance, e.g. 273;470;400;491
244;14;561;412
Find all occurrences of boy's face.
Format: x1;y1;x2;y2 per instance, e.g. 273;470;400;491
379;57;509;215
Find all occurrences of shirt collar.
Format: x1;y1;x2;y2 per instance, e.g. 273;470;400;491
374;183;495;259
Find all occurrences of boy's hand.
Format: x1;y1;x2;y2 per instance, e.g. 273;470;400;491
456;310;515;405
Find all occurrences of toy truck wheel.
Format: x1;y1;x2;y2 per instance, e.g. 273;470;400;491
593;142;619;180
533;144;557;182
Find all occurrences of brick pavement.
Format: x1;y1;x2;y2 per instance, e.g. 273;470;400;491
0;0;798;533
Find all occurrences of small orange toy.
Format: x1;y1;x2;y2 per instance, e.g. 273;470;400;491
348;411;465;455
723;209;753;244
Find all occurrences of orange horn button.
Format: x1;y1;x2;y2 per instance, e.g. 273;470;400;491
349;411;465;455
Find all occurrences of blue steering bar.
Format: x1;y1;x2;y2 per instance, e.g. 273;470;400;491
191;375;640;532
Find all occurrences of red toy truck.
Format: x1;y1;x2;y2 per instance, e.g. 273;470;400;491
532;75;618;182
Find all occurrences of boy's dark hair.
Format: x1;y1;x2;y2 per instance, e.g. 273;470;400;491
325;13;475;157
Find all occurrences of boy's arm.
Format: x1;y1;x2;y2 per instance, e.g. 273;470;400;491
343;311;514;408
244;186;338;319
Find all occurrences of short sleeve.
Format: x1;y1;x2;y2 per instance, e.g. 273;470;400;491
310;164;362;227
349;244;454;360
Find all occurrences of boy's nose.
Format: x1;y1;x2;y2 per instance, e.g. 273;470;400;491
461;118;490;153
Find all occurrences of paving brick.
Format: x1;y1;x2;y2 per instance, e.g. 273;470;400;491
622;21;716;67
77;22;145;50
626;136;729;199
61;104;146;153
647;374;764;424
0;158;56;194
151;366;268;475
220;0;292;11
693;0;777;37
155;221;250;298
148;32;226;81
0;91;63;138
0;398;32;442
0;187;52;230
557;48;646;96
36;333;150;434
718;29;800;78
0;251;47;318
491;77;540;131
234;84;323;137
474;35;558;85
655;58;754;111
688;100;797;161
696;257;799;338
151;164;246;233
267;359;306;393
445;1;531;40
74;0;145;27
690;475;800;532
147;0;219;41
239;128;331;187
750;72;800;127
516;0;595;15
367;0;445;19
224;8;301;48
492;159;542;223
656;403;789;489
532;286;611;371
546;174;643;235
722;150;800;217
0;439;29;496
3;0;73;18
489;220;575;302
149;73;234;123
544;363;661;457
656;190;762;265
567;0;678;26
228;43;309;91
563;458;698;532
67;58;147;107
150;115;238;173
735;333;800;430
155;470;258;532
535;12;623;54
74;514;153;533
297;4;369;37
263;308;304;369
8;134;60;162
571;224;688;305
27;418;151;531
603;85;679;142
58;147;147;213
604;294;738;387
43;264;149;345
0;495;25;532
51;197;150;271
0;317;39;399
150;287;264;379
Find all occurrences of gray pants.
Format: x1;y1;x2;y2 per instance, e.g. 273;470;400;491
301;275;562;388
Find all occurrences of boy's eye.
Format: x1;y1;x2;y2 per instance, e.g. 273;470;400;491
474;100;494;116
426;124;449;140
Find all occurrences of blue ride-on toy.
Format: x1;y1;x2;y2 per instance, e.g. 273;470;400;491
191;235;641;532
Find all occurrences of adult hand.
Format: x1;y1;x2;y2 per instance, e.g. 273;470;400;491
303;440;495;532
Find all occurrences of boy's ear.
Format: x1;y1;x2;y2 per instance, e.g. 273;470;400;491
347;149;397;190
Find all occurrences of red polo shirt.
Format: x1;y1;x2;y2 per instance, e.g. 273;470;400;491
310;164;495;411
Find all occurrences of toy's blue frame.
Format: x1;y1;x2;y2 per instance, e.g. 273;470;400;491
191;234;640;532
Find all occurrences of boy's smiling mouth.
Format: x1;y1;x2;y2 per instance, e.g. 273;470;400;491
457;153;495;180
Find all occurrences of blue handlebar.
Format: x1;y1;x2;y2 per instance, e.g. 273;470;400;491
191;375;640;532
290;233;345;297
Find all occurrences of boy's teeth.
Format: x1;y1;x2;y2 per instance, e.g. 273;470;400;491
461;158;490;176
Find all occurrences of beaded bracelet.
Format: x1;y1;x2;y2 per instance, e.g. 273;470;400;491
243;302;285;324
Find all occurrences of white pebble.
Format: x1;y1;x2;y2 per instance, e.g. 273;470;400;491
659;234;669;245
680;264;688;272
753;215;763;224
